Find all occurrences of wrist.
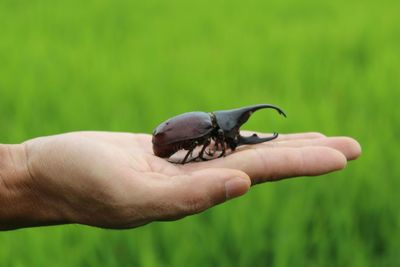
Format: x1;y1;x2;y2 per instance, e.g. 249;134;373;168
0;143;68;230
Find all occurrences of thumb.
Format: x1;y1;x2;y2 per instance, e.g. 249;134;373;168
161;168;251;218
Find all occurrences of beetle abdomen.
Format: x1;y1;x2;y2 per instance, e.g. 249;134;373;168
152;111;214;157
152;139;198;158
152;112;213;145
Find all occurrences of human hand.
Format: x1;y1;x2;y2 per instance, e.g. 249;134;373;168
0;131;361;230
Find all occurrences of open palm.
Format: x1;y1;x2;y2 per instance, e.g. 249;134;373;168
22;131;360;229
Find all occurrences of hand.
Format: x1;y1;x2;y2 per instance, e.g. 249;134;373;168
1;131;361;230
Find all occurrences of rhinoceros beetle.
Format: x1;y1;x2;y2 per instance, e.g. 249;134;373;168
152;104;286;164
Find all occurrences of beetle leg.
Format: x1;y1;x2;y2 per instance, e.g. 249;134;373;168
206;139;217;156
215;136;226;158
181;141;198;164
198;139;211;160
181;148;195;164
206;139;216;157
206;136;220;156
187;139;211;163
211;129;224;158
217;143;226;158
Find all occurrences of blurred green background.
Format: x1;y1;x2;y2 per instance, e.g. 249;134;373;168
1;0;399;266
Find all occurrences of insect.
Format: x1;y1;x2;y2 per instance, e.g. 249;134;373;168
152;104;286;164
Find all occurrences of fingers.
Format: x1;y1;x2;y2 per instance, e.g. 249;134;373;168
154;168;250;220
287;137;361;160
184;146;347;184
240;136;361;160
240;131;326;141
276;132;326;141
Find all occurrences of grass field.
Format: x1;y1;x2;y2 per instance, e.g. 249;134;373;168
1;0;399;266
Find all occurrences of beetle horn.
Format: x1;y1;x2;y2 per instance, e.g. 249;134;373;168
213;104;286;132
237;132;279;146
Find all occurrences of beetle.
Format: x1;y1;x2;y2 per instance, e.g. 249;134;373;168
152;104;286;164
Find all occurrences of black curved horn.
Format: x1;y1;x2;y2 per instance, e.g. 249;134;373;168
213;104;286;132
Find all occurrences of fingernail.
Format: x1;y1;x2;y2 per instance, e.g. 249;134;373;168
225;178;250;200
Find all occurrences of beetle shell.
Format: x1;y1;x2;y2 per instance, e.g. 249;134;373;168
152;112;214;157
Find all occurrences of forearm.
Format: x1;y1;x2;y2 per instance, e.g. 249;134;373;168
0;144;67;230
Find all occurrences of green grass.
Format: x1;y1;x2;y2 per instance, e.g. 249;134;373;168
1;0;399;266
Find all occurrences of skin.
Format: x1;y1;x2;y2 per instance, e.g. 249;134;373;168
0;131;361;230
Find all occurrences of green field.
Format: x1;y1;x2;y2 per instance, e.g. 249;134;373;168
1;0;399;266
